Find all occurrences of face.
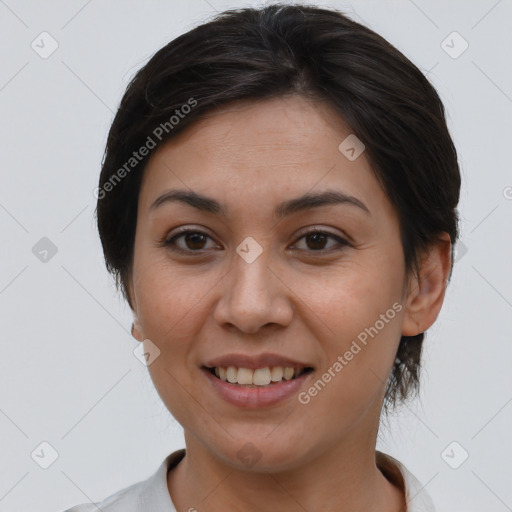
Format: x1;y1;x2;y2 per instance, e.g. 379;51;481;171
129;95;416;471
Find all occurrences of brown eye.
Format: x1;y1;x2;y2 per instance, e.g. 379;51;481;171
293;230;349;252
182;232;207;250
164;229;216;252
305;232;329;250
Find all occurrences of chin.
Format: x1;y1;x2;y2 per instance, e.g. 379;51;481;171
209;435;311;473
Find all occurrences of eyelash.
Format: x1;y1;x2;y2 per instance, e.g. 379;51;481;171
162;227;350;255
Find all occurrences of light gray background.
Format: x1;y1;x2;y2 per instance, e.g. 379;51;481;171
0;1;511;511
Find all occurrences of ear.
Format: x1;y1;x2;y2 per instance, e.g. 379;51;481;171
131;311;143;342
126;276;143;343
401;233;452;336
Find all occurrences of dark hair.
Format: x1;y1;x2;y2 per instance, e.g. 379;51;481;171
96;3;461;412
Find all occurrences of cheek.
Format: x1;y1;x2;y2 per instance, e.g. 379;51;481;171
134;255;208;336
304;258;403;336
300;252;404;397
133;263;209;423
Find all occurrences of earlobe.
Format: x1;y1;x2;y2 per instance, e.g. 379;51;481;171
401;233;452;337
125;276;143;342
131;313;143;342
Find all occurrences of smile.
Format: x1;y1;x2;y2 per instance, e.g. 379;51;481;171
202;366;314;409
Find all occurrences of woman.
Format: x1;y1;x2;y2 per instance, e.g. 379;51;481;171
65;3;460;511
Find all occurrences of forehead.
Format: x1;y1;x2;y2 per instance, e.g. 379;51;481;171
138;95;387;216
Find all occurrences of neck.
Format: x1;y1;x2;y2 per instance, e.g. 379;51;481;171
167;430;406;512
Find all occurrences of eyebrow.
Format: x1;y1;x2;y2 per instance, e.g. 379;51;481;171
150;188;371;218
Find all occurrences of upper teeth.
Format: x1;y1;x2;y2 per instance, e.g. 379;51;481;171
214;366;304;386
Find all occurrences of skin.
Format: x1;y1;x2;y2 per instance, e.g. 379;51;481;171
128;95;452;512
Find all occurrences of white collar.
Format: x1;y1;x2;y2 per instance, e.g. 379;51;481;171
376;450;437;511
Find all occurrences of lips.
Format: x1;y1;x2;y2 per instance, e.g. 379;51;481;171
202;365;313;408
200;352;314;407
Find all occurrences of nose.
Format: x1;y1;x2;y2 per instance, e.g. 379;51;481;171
212;245;293;334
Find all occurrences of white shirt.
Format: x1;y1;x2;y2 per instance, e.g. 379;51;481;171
62;449;436;511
